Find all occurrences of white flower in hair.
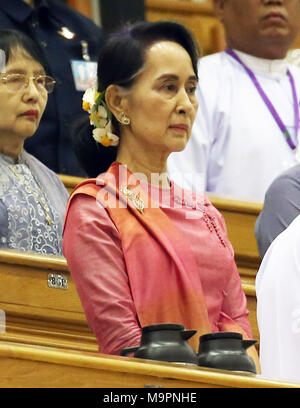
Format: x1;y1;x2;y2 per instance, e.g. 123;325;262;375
82;82;119;147
98;105;107;119
82;87;95;110
93;124;119;147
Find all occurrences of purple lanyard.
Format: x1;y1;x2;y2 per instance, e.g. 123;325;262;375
226;48;299;151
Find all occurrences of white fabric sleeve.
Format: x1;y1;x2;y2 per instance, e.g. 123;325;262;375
256;214;300;382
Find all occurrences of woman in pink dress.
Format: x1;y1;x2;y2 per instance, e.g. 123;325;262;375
63;20;259;371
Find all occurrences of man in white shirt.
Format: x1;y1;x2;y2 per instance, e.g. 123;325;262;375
167;0;300;203
256;213;300;382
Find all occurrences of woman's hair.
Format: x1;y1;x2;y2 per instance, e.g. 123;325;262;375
72;20;200;178
70;116;118;178
0;29;48;71
97;20;200;91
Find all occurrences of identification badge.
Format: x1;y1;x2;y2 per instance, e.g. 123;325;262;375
70;59;97;91
0;49;5;73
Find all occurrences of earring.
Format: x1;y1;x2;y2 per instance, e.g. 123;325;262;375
120;112;131;125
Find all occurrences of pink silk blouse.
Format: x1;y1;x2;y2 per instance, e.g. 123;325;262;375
63;180;252;355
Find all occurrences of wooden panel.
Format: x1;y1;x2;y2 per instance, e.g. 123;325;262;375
0;341;298;388
59;173;84;195
291;30;300;50
0;249;98;353
242;282;258;342
207;194;262;284
65;0;92;19
146;0;226;55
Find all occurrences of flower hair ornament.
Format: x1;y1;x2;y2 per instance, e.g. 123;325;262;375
82;81;119;147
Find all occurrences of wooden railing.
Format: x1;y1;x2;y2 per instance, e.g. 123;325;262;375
0;340;299;388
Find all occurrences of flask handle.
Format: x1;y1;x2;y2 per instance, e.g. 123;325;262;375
120;346;139;356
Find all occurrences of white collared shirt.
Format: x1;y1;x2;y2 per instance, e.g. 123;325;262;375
234;49;288;79
256;213;300;383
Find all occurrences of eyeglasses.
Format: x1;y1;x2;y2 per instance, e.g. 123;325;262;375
0;74;56;93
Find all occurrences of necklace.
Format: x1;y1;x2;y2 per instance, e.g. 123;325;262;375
8;164;53;225
226;48;299;151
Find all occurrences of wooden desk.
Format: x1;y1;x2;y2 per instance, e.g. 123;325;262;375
0;341;298;388
0;249;259;349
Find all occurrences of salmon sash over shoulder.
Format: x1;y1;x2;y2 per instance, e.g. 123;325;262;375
64;162;255;354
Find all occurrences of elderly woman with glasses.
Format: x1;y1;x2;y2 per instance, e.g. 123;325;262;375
0;30;69;255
